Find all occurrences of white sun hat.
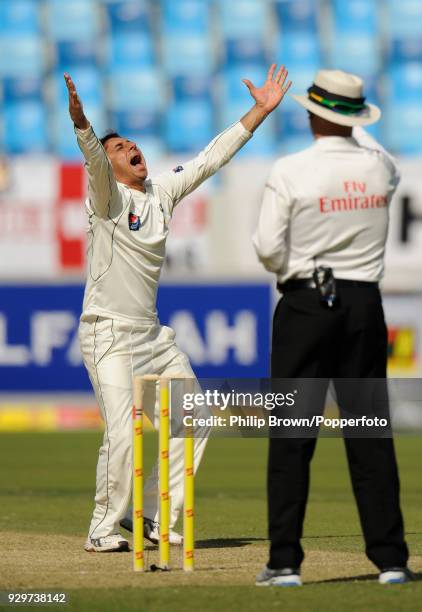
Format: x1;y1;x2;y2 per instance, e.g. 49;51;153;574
292;69;381;127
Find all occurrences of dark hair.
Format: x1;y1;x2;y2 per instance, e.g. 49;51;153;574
100;131;122;147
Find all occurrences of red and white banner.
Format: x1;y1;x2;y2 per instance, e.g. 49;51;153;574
55;163;86;271
1;155;422;291
0;156;58;278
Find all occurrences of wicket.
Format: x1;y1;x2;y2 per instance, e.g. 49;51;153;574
132;374;195;572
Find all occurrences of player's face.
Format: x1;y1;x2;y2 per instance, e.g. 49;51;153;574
104;137;148;183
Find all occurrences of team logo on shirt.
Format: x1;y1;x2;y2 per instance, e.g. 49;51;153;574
128;212;141;231
173;165;184;173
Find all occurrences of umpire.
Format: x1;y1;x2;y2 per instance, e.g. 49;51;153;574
253;70;411;586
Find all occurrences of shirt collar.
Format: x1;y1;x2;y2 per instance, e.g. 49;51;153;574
120;181;149;197
313;136;359;149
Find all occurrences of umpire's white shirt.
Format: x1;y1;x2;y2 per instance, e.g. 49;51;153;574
253;128;400;282
76;122;252;324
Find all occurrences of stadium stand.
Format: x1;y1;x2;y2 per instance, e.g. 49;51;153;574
384;0;422;153
105;0;152;34
0;0;40;34
4;100;48;154
0;0;421;157
45;0;100;41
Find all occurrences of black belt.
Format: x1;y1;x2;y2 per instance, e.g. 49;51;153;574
277;279;378;293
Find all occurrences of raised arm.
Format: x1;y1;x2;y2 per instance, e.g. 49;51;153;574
241;63;291;132
64;73;119;218
155;64;291;208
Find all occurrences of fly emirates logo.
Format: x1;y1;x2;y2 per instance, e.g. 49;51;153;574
319;181;387;214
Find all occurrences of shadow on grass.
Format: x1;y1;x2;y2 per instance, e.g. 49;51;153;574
143;537;265;552
304;531;422;540
195;537;266;549
308;572;421;585
304;534;362;540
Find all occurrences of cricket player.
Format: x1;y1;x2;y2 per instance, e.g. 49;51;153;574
65;65;291;552
253;70;411;586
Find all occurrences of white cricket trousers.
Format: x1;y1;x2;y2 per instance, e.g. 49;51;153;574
79;315;209;539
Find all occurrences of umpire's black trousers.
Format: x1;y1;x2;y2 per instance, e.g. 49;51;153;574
268;284;409;571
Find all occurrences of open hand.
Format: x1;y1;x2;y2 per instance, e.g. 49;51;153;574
64;73;89;130
243;64;292;115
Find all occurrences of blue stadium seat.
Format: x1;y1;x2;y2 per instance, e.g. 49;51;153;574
387;0;422;37
281;66;315;99
389;38;422;64
164;100;214;153
362;75;381;109
46;0;99;40
106;0;151;33
332;0;378;35
52;68;103;106
56;40;98;70
0;0;39;34
52;106;106;160
112;109;159;137
3;77;43;103
275;103;314;153
161;0;210;34
330;34;380;77
86;109;109;149
163;35;213;76
239;128;276;156
172;75;211;101
129;136;164;161
384;101;422;154
218;0;268;38
3;101;48;154
221;65;266;105
274;33;321;69
108;68;163;111
110;109;164;159
274;0;318;32
0;34;44;77
108;32;155;69
220;103;275;156
388;62;422;102
276;72;313;135
277;106;310;141
225;38;267;66
384;64;422;152
364;120;381;143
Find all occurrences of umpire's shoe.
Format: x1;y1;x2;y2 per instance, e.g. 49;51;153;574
256;566;302;587
379;568;415;584
120;517;183;546
84;534;129;553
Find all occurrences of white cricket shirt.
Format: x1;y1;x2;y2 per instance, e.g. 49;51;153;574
76;122;252;324
253;128;400;283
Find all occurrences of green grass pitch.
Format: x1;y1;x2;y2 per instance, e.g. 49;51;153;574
0;432;421;611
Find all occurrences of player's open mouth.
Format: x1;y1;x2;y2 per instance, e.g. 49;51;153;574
130;154;142;167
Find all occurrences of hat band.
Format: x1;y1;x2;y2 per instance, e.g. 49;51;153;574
307;84;367;116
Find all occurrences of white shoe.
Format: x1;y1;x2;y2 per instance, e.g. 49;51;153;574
144;519;183;546
84;534;129;552
120;517;183;546
256;566;302;586
379;568;414;584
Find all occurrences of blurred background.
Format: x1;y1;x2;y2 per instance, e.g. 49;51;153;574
1;0;422;432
